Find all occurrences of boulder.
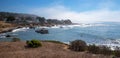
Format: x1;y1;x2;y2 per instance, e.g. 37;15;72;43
29;26;35;29
35;28;49;34
6;34;11;37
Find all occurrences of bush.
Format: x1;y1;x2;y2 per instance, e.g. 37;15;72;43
114;50;120;57
87;45;113;55
87;44;100;54
42;40;64;44
26;39;42;48
12;37;21;42
99;46;113;55
69;40;87;51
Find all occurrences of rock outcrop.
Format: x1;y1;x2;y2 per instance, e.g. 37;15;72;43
35;28;49;34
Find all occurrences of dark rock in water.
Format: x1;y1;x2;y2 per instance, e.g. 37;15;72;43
6;35;11;37
29;26;35;29
59;26;63;28
35;28;49;34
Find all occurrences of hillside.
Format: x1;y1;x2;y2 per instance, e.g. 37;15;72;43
0;12;72;25
0;21;15;33
0;41;112;58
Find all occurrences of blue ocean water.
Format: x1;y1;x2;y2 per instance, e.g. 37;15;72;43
1;22;120;48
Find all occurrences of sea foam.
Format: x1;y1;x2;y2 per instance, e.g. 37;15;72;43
12;27;29;32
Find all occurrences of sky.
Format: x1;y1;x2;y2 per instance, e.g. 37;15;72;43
0;0;120;23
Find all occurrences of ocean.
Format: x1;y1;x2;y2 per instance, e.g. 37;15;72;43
1;22;120;50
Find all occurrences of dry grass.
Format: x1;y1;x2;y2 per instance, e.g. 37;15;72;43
0;21;15;32
0;21;12;27
0;41;112;58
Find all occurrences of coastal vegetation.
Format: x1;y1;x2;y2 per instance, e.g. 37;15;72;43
0;40;113;58
114;50;120;57
42;40;64;44
0;39;118;58
87;44;113;55
26;39;42;48
69;40;120;58
69;40;87;51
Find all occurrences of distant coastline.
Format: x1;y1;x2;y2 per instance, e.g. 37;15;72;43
0;12;73;33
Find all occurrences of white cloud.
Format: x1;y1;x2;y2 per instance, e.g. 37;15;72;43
29;5;120;23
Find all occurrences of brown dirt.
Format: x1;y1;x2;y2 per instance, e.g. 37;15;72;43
0;41;112;58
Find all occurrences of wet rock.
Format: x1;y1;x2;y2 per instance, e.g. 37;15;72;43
35;28;49;34
29;26;35;29
6;34;11;37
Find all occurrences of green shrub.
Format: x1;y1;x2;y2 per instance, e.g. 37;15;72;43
87;45;113;55
112;56;117;58
99;46;113;55
69;40;87;51
114;50;120;57
42;40;64;44
12;37;21;42
87;44;100;54
26;39;42;48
